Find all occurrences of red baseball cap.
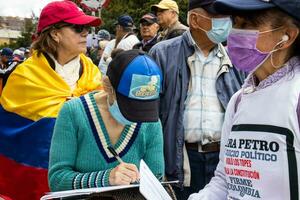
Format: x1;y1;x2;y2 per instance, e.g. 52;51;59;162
37;0;101;33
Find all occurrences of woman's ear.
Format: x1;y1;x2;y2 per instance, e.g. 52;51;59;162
280;26;299;49
49;29;60;43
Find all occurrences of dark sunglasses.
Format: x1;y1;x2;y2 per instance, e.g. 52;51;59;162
54;24;91;33
141;21;154;26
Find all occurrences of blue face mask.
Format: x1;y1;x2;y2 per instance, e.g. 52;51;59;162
207;17;232;43
108;100;134;126
197;14;232;44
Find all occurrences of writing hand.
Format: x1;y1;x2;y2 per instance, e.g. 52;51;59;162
109;162;140;185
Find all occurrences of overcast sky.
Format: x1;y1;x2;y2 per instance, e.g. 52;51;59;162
0;0;53;18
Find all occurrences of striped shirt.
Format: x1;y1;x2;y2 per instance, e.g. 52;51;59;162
183;31;225;145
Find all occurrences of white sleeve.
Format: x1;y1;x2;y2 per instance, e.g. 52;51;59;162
116;35;140;50
188;90;242;200
98;40;115;74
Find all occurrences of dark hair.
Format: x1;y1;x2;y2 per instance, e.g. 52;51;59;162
111;48;125;59
234;8;300;57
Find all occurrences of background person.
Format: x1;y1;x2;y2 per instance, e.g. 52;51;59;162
97;29;111;42
88;29;111;65
49;49;164;191
12;49;25;63
150;0;245;199
114;15;140;50
0;48;13;69
98;15;139;75
151;0;188;41
0;48;15;96
0;1;102;199
133;13;160;52
189;0;300;199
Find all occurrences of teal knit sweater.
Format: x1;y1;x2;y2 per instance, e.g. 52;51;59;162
48;93;164;191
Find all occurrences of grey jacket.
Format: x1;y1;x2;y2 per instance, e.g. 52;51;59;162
149;31;246;186
157;21;188;41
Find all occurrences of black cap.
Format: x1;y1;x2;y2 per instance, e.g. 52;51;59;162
106;49;163;122
213;0;300;22
188;0;218;14
139;13;158;24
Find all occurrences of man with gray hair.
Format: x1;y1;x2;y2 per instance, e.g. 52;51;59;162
133;13;160;52
150;0;245;199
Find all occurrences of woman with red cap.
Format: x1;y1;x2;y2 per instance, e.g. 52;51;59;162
189;0;300;200
0;1;102;199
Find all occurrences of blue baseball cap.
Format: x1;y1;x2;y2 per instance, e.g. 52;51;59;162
97;29;111;41
107;49;162;122
115;15;135;27
213;0;300;21
1;47;13;57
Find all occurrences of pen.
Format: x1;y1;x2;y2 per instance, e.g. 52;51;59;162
107;146;124;163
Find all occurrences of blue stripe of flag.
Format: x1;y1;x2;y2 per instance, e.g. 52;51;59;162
0;106;55;169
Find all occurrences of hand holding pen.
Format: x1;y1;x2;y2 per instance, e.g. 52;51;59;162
107;146;140;185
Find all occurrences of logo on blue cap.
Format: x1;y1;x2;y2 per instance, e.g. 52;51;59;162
129;74;160;100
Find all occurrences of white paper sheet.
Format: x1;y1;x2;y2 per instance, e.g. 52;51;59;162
139;159;172;200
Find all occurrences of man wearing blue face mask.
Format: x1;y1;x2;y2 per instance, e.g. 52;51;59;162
149;0;246;199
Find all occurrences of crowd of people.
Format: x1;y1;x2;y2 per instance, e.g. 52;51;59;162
0;0;300;200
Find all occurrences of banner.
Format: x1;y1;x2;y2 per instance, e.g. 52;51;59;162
79;0;111;12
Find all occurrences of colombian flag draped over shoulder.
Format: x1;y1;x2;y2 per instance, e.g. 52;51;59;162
0;51;102;200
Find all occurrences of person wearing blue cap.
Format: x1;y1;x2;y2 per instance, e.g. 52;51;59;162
189;0;300;200
48;49;165;193
0;47;17;96
97;29;111;41
98;15;140;75
150;0;245;199
0;47;13;69
114;15;140;50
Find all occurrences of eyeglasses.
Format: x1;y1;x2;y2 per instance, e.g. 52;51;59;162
54;24;91;34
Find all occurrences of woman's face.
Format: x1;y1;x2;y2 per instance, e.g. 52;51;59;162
233;16;284;53
55;24;89;56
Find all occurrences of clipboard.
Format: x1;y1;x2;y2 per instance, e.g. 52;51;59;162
41;160;179;200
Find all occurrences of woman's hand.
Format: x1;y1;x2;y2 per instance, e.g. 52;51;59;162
109;162;140;185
